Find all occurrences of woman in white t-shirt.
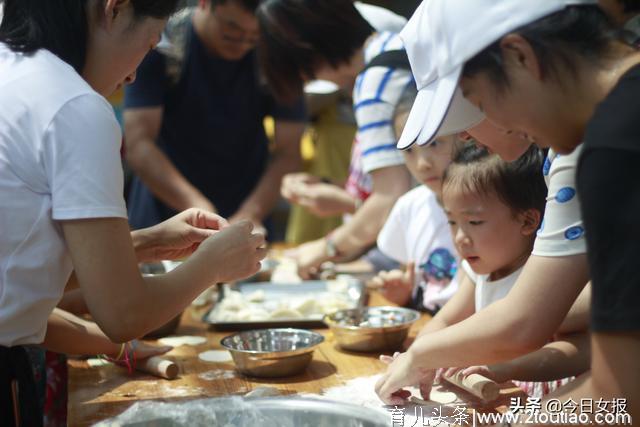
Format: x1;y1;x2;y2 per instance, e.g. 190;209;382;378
0;1;265;424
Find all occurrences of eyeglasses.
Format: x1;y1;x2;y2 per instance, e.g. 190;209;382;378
212;11;260;46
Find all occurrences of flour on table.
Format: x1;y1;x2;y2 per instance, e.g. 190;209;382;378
320;375;460;407
158;384;206;397
198;350;233;363
158;335;207;347
303;374;460;424
198;369;235;381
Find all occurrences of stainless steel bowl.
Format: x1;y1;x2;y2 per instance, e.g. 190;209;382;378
324;306;420;352
220;328;324;378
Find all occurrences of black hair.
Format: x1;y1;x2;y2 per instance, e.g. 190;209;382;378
392;82;418;139
257;0;374;101
619;0;640;13
0;0;179;74
210;0;262;11
443;144;547;217
462;5;619;92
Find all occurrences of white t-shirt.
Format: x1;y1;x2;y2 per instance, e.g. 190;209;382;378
351;11;413;175
377;186;459;310
460;260;524;313
532;146;586;257
344;6;411;212
0;44;128;346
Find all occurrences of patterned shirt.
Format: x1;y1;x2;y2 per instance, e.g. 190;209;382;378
532;145;587;256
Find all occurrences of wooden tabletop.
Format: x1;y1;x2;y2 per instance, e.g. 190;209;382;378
67;291;523;426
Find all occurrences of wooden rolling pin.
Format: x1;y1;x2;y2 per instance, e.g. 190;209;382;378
442;371;500;401
136;356;179;380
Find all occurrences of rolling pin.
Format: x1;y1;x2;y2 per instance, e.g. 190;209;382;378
442;371;500;401
135;356;179;380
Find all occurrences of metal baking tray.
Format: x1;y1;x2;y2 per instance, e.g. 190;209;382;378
203;279;367;330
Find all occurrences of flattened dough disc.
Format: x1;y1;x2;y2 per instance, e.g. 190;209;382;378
158;336;207;347
198;350;233;363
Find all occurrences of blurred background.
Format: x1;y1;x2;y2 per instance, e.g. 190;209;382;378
179;0;420;17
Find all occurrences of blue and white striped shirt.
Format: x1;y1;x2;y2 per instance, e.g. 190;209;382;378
352;31;414;174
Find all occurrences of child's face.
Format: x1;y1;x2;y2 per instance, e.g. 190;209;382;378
443;185;537;279
402;137;455;195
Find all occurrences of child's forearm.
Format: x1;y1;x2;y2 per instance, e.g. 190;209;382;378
417;315;450;338
489;332;590;382
43;308;121;356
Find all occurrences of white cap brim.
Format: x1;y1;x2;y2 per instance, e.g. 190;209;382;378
433;88;485;141
397;67;484;149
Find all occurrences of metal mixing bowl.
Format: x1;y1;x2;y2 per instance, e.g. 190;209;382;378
220;328;324;378
324;306;420;352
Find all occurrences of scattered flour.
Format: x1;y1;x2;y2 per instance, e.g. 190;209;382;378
198;369;236;381
159;384;206;397
303;374;461;425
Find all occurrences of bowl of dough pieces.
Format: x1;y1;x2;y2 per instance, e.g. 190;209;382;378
220;328;324;378
324;306;420;352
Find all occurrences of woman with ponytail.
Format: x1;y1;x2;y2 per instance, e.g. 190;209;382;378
0;1;266;425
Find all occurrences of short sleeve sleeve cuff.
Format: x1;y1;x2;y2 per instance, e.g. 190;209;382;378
44;94;127;221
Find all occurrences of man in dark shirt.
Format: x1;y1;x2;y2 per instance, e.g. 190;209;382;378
124;0;306;231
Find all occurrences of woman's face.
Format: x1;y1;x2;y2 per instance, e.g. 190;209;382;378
462;119;532;162
459;35;584;155
84;2;167;96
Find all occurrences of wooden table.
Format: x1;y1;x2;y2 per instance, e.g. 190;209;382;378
67;292;523;426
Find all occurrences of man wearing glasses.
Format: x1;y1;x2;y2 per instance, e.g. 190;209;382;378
123;0;306;233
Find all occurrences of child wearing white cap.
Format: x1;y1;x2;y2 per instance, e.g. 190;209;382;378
369;85;459;313
376;0;640;417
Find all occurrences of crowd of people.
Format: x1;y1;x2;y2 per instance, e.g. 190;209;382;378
1;0;638;425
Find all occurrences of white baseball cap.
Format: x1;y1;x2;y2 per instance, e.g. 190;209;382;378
396;0;598;150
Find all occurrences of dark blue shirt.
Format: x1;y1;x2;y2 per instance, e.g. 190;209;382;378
125;24;305;229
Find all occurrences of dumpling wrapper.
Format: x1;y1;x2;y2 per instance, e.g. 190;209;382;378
158;336;207;347
198;350;233;363
409;388;458;405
